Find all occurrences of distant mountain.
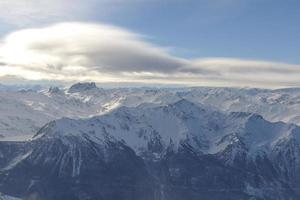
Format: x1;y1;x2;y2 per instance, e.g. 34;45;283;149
0;100;300;199
2;84;300;139
0;83;179;137
177;87;300;124
0;83;44;92
68;82;98;93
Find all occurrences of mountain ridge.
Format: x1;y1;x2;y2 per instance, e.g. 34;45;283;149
0;99;300;199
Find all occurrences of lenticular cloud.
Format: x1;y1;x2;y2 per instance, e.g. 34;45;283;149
1;22;300;88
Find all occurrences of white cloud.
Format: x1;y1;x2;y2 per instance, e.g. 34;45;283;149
0;22;300;88
0;22;187;74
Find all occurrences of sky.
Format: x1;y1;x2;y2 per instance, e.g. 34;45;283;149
0;0;300;88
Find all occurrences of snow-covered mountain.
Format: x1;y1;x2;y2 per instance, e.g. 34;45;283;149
0;99;300;199
1;83;300;199
178;87;300;125
33;99;300;156
0;83;179;137
2;83;300;139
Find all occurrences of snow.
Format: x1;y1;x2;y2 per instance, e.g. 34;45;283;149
31;97;300;161
3;150;33;171
0;135;32;142
0;193;21;200
1;83;300;159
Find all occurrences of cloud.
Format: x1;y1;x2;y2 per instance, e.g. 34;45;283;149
0;22;300;88
0;22;188;76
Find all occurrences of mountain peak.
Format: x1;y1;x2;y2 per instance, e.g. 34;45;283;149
68;82;97;93
171;99;196;108
48;86;61;94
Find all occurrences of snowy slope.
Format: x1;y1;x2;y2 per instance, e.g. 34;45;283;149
178;87;300;125
33;99;225;154
33;99;300;157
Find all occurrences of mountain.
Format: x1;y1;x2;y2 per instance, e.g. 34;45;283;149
0;99;300;199
0;84;179;138
0;83;109;137
177;87;300;125
2;84;300;139
68;82;98;93
1;84;300;140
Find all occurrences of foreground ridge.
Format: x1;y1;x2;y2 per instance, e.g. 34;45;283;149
0;99;300;199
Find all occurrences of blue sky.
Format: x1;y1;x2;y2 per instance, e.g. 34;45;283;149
97;0;300;63
0;0;300;88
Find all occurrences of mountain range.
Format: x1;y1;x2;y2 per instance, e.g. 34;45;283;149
0;83;300;199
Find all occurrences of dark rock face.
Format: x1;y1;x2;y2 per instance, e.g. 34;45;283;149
0;136;299;200
68;82;97;93
0;137;155;200
48;86;61;94
150;148;249;200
